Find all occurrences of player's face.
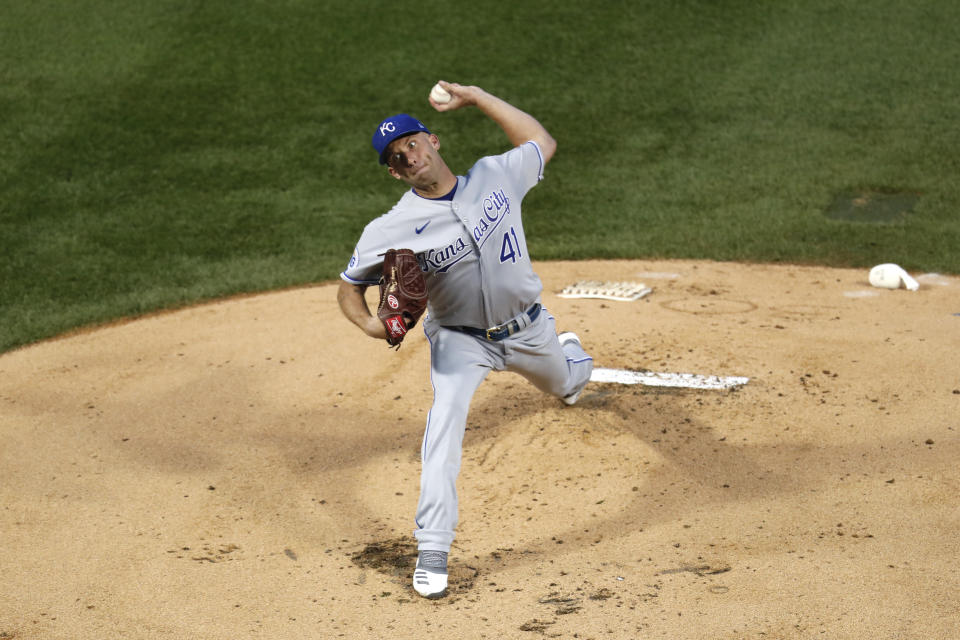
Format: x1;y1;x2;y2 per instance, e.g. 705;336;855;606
386;133;442;185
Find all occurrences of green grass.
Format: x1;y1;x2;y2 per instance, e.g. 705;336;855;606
3;0;959;352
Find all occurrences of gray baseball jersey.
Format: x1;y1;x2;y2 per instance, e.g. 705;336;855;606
341;141;545;328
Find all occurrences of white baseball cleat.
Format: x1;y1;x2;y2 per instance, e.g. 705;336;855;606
413;551;448;599
558;331;581;346
558;332;587;406
562;387;585;406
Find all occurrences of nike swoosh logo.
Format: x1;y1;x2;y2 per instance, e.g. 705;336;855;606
415;221;431;234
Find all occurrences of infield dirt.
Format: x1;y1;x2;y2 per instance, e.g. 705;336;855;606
1;260;958;639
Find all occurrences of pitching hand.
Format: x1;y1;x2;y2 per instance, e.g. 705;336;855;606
429;81;479;112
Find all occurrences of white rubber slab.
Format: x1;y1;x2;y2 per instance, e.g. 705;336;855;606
558;281;652;301
590;367;749;390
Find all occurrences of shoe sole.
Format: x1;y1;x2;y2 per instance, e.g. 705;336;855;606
558;332;585;405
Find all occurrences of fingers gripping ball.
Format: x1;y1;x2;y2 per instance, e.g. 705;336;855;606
377;248;428;347
430;83;451;104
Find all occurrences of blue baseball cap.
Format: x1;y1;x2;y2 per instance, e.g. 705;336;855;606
372;113;430;165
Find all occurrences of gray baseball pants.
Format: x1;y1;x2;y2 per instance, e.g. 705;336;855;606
414;307;593;552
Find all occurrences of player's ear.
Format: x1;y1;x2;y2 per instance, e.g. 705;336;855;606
387;165;403;180
428;133;440;150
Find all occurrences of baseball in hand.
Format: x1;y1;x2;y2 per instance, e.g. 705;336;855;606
430;83;451;104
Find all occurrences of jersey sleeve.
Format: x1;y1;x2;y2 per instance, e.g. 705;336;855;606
499;140;545;197
340;223;390;285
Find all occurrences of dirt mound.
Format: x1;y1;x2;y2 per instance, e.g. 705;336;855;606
2;260;957;639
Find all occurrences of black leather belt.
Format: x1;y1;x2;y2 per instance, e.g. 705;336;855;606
444;303;541;341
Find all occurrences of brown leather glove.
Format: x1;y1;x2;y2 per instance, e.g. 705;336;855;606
376;248;427;347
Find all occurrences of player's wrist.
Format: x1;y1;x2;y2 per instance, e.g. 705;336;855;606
470;88;496;110
365;316;387;339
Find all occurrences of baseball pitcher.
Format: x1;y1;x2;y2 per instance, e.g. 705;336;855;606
338;81;593;598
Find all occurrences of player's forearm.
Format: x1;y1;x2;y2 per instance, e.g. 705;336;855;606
337;281;387;339
469;88;557;162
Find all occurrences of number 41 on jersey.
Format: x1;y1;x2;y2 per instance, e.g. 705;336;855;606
500;227;523;264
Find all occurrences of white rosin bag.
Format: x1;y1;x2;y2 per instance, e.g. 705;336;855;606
869;264;919;291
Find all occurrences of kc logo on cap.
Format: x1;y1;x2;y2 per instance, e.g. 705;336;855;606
372;114;430;165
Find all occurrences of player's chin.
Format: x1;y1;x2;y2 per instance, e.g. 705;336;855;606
410;170;435;188
399;166;428;184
